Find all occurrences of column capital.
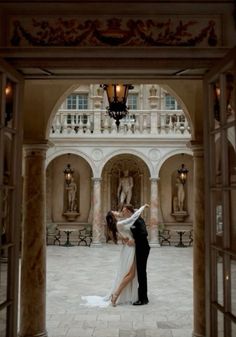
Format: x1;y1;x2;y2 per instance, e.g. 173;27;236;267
23;140;52;157
92;177;102;182
149;177;160;183
189;140;204;157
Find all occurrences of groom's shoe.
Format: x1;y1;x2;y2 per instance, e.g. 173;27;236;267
133;299;149;305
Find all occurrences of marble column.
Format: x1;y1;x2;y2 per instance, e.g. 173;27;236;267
19;144;48;337
91;177;103;246
149;177;160;247
191;141;205;337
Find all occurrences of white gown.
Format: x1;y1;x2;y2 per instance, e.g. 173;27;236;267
81;205;146;307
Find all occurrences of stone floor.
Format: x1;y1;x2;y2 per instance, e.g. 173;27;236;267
46;244;193;337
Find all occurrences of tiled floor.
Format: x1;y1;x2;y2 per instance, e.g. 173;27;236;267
46;244;193;337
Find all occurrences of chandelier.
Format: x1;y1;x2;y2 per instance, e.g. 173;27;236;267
101;84;134;128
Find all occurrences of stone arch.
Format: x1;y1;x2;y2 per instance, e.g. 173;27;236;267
99;149;153;177
45;83;84;138
158;152;193;225
156;148;193;177
46;147;96;176
46;152;93;224
44;82;195;143
101;153;151;216
161;84;193;132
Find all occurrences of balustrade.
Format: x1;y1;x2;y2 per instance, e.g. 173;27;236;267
50;109;191;137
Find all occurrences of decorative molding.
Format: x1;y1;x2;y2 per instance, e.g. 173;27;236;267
8;15;220;47
91;148;103;161
148;149;161;162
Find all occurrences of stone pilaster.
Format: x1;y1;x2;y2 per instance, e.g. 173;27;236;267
92;88;103;134
91;177;103;246
19;144;49;337
149;177;160;247
190;141;205;337
148;86;158;134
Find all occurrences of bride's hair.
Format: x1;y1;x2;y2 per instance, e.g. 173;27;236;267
106;211;118;244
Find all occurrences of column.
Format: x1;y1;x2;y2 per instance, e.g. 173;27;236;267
19;144;49;337
149;177;160;247
191;141;205;337
91;177;103;246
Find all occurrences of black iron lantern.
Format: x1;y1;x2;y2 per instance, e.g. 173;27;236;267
177;164;188;185
63;164;74;186
101;84;134;128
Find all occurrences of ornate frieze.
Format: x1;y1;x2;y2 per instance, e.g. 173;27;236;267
8;15;221;47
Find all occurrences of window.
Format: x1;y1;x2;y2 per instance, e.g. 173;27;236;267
66;94;88;110
127;94;138;110
165;94;181;110
77;94;88;110
0;71;23;337
205;57;236;337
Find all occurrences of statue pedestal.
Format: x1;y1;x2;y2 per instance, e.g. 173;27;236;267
171;211;188;222
63;211;80;222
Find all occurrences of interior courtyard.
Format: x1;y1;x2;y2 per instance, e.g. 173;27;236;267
0;1;236;337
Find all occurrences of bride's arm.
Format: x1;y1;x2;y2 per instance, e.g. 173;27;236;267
117;204;149;228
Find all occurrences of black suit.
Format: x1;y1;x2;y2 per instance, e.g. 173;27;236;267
131;216;150;302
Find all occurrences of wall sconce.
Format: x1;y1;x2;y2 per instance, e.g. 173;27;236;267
5;80;14;126
100;84;134;128
213;83;220;122
63;163;74;186
226;72;234;115
177;164;188;184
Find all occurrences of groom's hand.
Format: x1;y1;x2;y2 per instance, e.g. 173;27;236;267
127;239;135;246
122;237;129;245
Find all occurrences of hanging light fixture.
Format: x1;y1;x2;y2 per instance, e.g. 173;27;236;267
63;163;74;186
100;84;134;128
177;164;188;184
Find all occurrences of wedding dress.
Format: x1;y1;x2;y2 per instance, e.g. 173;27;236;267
81;205;146;307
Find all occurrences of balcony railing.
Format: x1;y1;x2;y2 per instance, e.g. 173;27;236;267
50;109;191;137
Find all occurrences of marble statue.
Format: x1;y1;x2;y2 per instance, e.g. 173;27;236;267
176;177;185;212
66;177;77;212
117;170;134;207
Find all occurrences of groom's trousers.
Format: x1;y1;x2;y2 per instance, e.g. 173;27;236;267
135;240;150;302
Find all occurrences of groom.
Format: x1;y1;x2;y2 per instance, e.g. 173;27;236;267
122;204;150;305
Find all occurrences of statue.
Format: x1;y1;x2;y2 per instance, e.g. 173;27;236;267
66;177;77;212
176;177;185;212
172;196;179;213
173;177;185;212
117;170;134;208
172;177;188;222
149;85;157;96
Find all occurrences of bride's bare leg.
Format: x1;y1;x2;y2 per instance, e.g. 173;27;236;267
112;261;136;305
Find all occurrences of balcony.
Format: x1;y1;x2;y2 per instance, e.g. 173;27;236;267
50;109;191;138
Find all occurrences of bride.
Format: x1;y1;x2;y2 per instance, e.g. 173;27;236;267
81;204;149;307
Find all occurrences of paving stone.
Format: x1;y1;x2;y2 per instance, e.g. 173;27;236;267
44;245;193;337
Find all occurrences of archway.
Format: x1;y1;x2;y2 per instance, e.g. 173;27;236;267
21;78;202;337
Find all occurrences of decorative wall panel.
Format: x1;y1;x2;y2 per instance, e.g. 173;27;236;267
7;15;222;47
